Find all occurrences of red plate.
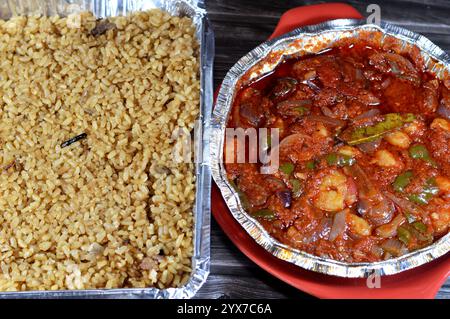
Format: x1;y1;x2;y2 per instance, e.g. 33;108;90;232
211;3;450;299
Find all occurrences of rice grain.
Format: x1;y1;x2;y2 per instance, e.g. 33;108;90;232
0;9;199;291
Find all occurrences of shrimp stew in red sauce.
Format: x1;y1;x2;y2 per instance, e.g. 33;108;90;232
225;42;450;263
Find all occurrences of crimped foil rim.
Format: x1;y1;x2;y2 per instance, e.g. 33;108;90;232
211;19;450;278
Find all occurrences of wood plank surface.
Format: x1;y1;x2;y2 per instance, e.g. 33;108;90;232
196;0;450;299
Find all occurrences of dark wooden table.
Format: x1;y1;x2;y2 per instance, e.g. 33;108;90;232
196;0;450;299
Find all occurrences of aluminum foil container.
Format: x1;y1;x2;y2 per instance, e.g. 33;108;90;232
211;19;450;278
0;0;213;298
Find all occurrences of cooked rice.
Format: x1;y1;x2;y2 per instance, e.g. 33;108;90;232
0;9;199;291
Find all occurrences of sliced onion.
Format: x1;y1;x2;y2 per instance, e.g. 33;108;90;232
276;99;312;109
375;214;406;238
389;60;401;75
318;217;332;239
270;77;298;100
381;238;408;257
329;210;347;241
357;198;394;226
301;217;333;244
344;164;374;196
306;114;346;127
388;53;417;74
320;106;335;118
437;104;450;120
261;133;310;174
302;80;321;93
353;108;381;121
277;133;310;150
362;93;381;106
356;138;381;154
381;77;391;89
355;68;364;81
345;164;394;226
381;53;417;76
370;52;420;85
276;190;292;208
384;191;426;220
239;103;263;127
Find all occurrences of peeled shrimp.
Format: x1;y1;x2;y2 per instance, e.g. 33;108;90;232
430;118;450;132
384;131;411;149
313;169;357;212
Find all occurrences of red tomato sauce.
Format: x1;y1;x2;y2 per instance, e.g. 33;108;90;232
225;42;450;263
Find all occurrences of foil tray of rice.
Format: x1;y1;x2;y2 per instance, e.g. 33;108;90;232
0;0;213;298
211;19;449;278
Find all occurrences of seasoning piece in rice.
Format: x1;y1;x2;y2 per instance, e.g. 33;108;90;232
60;133;87;148
0;9;199;291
